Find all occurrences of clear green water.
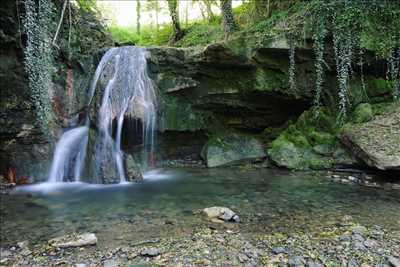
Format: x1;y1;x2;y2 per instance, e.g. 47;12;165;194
1;168;400;247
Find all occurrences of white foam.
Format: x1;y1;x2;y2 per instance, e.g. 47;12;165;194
143;169;174;181
11;181;132;195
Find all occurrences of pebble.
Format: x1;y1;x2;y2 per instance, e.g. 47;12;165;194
140;248;161;257
272;247;286;254
363;239;378;248
288;256;305;267
103;259;117;267
352;233;365;242
306;261;324;267
348;259;359;267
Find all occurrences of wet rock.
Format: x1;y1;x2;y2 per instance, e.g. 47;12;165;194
272;247;287;254
351;225;367;235
17;240;29;249
140;248;161;257
348;259;359;267
306;261;324;267
363;239;378;248
288;256;305;267
202;206;240;222
388;256;400;267
341;106;400;171
49;233;97;248
201;133;266;167
103;259;118;267
125;154;143;182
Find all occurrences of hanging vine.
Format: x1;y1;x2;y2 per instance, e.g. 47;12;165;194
288;34;297;94
311;11;327;116
388;48;400;100
23;0;55;135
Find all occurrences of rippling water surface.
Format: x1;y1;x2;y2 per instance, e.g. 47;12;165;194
1;168;400;247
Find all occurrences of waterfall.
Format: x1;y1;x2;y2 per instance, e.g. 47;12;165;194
48;126;89;183
47;47;156;184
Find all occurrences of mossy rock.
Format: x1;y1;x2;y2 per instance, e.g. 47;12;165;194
352;103;373;123
201;133;266;167
268;135;332;170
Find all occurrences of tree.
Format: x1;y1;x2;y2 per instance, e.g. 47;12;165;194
136;0;141;34
167;0;184;44
193;0;215;22
144;1;161;33
203;0;215;22
220;0;237;39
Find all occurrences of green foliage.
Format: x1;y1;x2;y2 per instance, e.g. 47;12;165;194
75;0;97;12
175;21;223;47
108;24;172;46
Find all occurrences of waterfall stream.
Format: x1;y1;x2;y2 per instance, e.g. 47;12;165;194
47;47;156;184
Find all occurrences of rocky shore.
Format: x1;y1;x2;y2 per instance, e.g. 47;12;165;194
1;216;399;266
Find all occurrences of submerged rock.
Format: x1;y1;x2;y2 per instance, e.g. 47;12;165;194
202;206;240;223
140;248;161;257
201;133;266;167
341;105;400;171
49;233;97;248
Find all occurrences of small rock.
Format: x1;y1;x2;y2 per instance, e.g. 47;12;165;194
50;233;97;248
202;207;239;223
364;239;378;248
339;234;351;242
238;253;249;262
352;234;365;242
272;247;286;254
351;225;367;235
20;248;32;256
388;256;400;267
17;241;29;249
103;259;117;267
307;261;324;267
288;256;305;267
353;241;367;251
348;259;359;267
75;264;86;267
141;248;161;257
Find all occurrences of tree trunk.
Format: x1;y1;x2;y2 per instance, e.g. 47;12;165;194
220;0;237;40
136;0;141;34
203;0;214;22
155;1;159;33
167;0;184;44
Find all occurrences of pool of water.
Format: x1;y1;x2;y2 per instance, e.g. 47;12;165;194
1;168;400;247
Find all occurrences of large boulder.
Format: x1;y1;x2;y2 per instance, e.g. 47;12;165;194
341;105;400;171
201;133;266;167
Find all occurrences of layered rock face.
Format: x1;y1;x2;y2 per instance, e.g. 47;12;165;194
0;0;112;181
341;105;400;171
0;0;51;179
147;42;314;164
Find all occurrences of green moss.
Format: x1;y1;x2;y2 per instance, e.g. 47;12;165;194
352;103;373;123
268;108;339;170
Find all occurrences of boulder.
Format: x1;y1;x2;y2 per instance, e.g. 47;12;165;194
49;233;97;248
341;106;400;171
201;133;266;167
202;206;240;223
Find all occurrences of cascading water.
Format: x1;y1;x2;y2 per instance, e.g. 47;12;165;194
47;47;156;184
48;126;89;182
